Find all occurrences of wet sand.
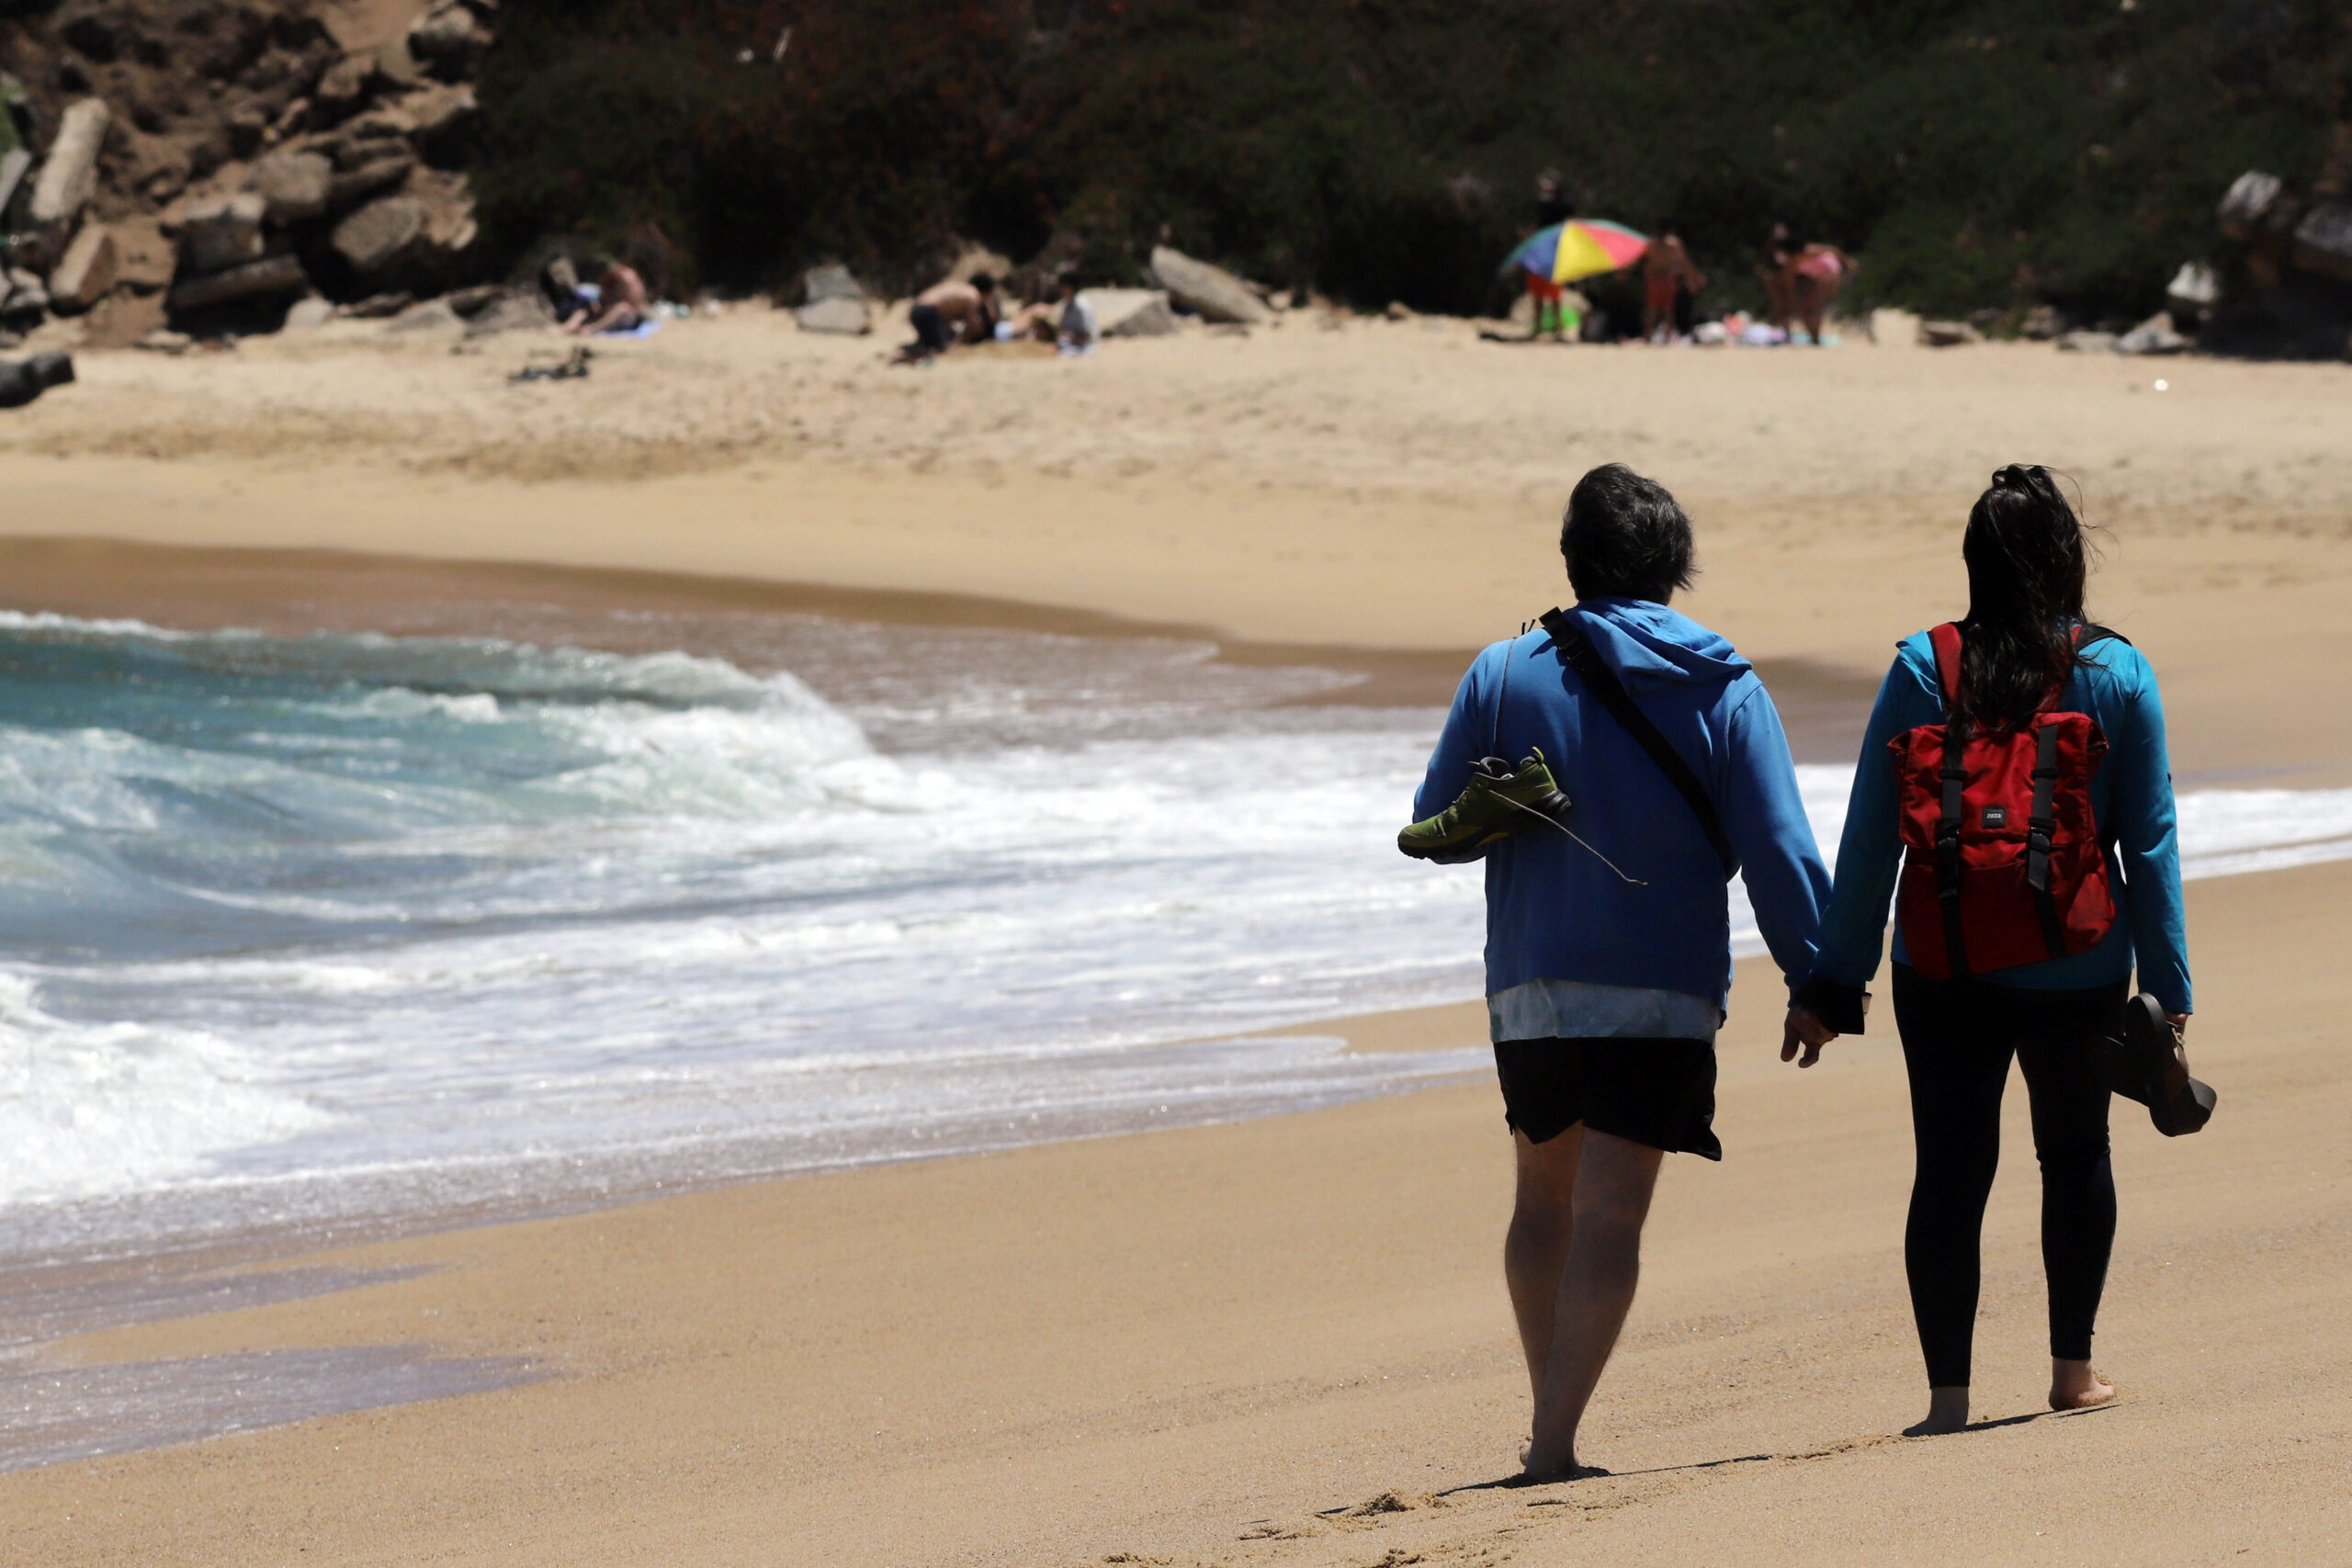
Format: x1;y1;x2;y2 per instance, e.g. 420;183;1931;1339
2;859;2344;1565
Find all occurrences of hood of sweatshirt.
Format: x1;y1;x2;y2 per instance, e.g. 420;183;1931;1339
1564;597;1751;694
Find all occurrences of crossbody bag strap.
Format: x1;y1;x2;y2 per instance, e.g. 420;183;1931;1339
1539;608;1737;878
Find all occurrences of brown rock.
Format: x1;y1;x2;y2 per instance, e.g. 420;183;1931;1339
376;36;430;90
2290;202;2352;284
111;219;175;291
334;195;425;274
462;291;553;337
250;149;334;223
328;154;415;211
314;53;375;117
1147;245;1272;325
409;4;490;64
167;254;308;310
28;98;110;226
177;192;268;276
48;222;119;312
404;84;479;158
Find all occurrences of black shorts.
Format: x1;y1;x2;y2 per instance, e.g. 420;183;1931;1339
1494;1037;1722;1160
910;301;952;352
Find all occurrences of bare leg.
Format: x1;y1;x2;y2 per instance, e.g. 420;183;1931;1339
1521;1129;1663;1480
2050;1358;2115;1411
1505;1126;1583;1408
1905;1385;1970;1437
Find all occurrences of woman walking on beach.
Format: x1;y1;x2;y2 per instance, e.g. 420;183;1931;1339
1786;465;2190;1437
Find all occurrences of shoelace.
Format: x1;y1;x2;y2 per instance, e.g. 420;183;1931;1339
1495;794;1648;886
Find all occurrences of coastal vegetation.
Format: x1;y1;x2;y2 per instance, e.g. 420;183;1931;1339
473;0;2347;320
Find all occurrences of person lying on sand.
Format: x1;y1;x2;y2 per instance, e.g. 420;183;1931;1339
1404;465;1833;1482
560;261;649;337
896;274;999;363
1787;464;2192;1438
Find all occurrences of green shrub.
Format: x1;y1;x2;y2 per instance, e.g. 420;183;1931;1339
470;0;2346;319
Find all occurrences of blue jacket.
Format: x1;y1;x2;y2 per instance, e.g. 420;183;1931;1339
1809;629;2191;1015
1412;599;1833;1009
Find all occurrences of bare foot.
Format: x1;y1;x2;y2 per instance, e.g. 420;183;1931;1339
2050;1359;2117;1411
1518;1441;1609;1483
1903;1385;1970;1437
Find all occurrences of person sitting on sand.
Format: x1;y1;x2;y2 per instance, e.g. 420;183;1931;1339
1642;223;1706;343
1054;270;1098;355
1785;465;2191;1438
1408;464;1833;1482
560;260;649;337
896;273;999;363
1788;241;1858;345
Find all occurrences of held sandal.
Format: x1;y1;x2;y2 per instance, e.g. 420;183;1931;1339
2103;992;2217;1137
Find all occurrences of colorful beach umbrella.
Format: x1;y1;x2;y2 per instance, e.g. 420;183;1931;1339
1509;220;1649;284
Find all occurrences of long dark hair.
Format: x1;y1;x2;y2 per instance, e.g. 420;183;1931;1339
1956;465;2091;732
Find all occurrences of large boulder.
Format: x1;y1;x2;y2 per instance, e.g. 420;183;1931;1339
2291;201;2352;284
28;98;109;226
794;264;869;333
795;296;869;334
1086;288;1179;337
167;254;308;310
48;221;119;311
2116;311;2188;355
334;194;425;274
176;192;267;276
1148;245;1272;325
250;149;334;223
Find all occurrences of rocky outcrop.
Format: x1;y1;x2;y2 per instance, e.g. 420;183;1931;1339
1;0;497;334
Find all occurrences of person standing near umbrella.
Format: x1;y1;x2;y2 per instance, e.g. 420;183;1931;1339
1525;172;1578;340
1642;223;1706;343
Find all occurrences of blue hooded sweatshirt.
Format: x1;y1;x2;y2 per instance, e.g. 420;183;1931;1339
1412;599;1833;1010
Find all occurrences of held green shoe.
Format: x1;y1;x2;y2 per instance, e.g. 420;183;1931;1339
1396;750;1574;863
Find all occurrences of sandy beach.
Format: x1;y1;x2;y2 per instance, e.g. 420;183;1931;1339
0;313;2347;1562
4;307;2347;781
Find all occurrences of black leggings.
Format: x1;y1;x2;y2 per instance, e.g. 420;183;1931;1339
1892;964;2127;1387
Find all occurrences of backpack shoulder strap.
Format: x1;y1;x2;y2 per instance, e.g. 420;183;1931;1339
2075;623;2129;652
1538;607;1737;877
1928;622;1964;712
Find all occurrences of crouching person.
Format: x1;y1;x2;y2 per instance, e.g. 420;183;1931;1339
1402;464;1834;1479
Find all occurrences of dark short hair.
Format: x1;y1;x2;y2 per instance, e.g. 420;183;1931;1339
1559;464;1698;603
968;272;997;293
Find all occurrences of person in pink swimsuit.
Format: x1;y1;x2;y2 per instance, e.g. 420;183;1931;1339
1790;243;1859;344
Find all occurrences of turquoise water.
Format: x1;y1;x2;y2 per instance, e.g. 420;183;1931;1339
0;608;2345;1262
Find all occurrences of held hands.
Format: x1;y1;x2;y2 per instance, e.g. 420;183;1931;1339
1781;1005;1838;1068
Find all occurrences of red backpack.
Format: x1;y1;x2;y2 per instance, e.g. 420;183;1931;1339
1892;622;2122;979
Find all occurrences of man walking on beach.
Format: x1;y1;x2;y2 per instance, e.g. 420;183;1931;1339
1405;465;1833;1479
